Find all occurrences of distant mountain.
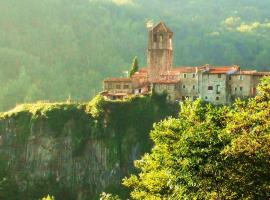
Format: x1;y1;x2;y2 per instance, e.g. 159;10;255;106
0;0;270;111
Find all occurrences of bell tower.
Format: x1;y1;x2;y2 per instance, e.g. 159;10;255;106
147;22;173;80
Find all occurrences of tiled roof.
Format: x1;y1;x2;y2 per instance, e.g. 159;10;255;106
230;70;270;76
104;77;132;82
204;66;240;74
254;72;270;76
232;70;257;75
171;67;199;73
152;22;173;33
152;79;180;84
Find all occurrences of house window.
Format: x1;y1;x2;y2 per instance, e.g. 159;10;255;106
205;96;208;100
183;74;187;78
182;96;186;101
192;74;196;78
116;84;121;89
182;85;186;89
240;86;243;92
218;74;222;78
193;85;196;90
108;83;113;89
208;86;213;90
216;85;220;94
229;76;232;80
216;96;220;101
124;85;130;89
239;75;243;80
235;87;237;91
193;96;198;100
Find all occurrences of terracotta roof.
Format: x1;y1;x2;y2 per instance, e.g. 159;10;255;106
204;66;240;74
152;79;180;84
138;68;148;73
171;67;199;73
104;77;132;82
232;70;257;75
132;71;148;78
152;22;173;33
254;72;270;76
107;93;128;97
230;70;270;76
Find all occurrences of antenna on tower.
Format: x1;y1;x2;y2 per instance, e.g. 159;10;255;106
146;20;154;30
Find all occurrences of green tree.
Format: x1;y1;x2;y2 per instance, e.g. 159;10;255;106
123;77;270;199
129;57;139;77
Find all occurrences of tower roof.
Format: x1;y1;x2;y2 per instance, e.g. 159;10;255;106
151;21;173;33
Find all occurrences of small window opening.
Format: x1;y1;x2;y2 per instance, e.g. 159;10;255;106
208;86;213;90
153;34;157;42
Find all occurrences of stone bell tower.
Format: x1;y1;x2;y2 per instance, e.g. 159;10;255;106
147;22;173;80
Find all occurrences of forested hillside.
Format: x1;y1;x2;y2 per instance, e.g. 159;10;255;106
1;0;270;111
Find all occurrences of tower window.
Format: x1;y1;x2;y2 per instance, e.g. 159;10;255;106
216;97;220;101
183;74;187;78
218;74;222;78
193;85;196;90
182;85;186;89
153;34;157;42
159;34;163;42
240;86;243;91
193;74;196;78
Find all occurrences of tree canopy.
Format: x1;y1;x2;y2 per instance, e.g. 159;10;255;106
1;0;270;111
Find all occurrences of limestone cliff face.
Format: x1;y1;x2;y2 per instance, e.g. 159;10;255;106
0;95;177;200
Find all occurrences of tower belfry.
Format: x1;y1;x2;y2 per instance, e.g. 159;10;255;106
147;22;173;80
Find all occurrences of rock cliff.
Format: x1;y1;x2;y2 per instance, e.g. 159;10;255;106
0;94;177;200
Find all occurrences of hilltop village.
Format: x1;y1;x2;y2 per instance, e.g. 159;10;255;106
102;22;270;104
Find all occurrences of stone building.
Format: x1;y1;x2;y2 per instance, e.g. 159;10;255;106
102;22;270;104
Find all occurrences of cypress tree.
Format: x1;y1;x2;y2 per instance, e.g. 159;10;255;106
129;57;139;77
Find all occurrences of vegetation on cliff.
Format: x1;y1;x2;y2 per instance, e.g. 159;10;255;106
0;94;178;200
122;77;270;199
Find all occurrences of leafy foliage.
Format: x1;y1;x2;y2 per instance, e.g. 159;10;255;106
129;57;139;77
0;1;270;111
123;77;270;199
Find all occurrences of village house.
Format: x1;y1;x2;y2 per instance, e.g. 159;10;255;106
102;22;270;104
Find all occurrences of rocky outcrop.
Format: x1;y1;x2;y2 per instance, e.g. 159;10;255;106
0;95;177;200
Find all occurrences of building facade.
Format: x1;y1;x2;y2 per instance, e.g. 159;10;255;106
102;22;270;104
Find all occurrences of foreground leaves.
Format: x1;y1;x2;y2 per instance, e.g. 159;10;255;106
123;77;270;199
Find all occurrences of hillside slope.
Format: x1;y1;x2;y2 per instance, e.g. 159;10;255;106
1;0;270;110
